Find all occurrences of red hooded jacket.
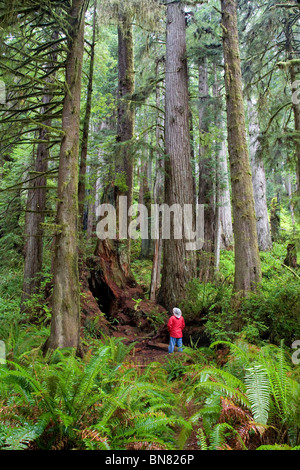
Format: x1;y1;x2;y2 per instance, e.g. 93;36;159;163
168;315;185;339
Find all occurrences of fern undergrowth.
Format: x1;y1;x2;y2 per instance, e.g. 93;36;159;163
0;335;299;450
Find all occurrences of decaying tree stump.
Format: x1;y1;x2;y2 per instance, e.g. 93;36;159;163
284;243;298;268
85;238;167;332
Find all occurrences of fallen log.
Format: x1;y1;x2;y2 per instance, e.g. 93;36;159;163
147;341;180;352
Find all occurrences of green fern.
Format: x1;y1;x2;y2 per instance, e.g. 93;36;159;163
196;428;208;450
0;414;50;450
210;340;252;368
209;422;234;449
256;444;292;450
244;365;270;425
184;340;300;449
189;367;250;409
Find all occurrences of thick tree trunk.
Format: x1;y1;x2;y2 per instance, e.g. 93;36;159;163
150;60;164;301
89;16;139;321
158;2;196;308
285;173;295;226
221;0;262;293
284;243;298;268
198;56;215;281
139;156;153;259
290;62;300;190
116;12;135;227
247;97;272;252
93;11;136;294
270;196;280;242
90;16;138;321
217;139;234;249
21;31;59;310
78;0;97;228
212;67;233;256
45;0;87;351
21;103;50;309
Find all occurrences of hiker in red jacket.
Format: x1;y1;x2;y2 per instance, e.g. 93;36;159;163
167;308;185;353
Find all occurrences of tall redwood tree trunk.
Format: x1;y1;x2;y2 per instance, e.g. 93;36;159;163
45;0;87;351
247;96;272;252
21;99;50;310
158;1;196;308
89;10;140;322
150;60;164;301
198;55;215;282
221;0;262;293
116;11;135;218
21;31;59;311
93;11;136;285
212;65;233;259
78;0;97;229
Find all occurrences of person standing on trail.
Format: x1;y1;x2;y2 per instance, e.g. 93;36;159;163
167;308;185;354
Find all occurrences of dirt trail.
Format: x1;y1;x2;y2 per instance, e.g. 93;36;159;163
123;336;170;368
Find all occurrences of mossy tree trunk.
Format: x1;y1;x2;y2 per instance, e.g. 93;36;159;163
139;154;153;260
21;97;50;310
45;0;87;351
198;55;215;282
78;0;97;229
213;66;233;254
247;96;272;252
270;196;280;242
284;20;300;190
150;59;164;301
158;1;197;308
213;66;233;270
116;10;135;229
90;11;139;320
290;63;300;191
221;0;262;293
94;11;136;285
21;31;59;311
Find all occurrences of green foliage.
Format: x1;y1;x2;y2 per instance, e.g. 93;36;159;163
244;365;270;425
131;257;152;282
180;339;300;450
181;244;300;346
180;277;232;322
163;355;187;382
0;336;185;450
0;415;50;450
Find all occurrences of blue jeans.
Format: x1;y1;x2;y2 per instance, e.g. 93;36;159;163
168;337;183;354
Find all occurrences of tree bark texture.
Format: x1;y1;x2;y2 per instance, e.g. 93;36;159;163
46;0;87;351
221;0;262;293
93;11;136;293
21;101;50;309
139;156;153;259
78;0;97;228
158;2;197;308
198;56;215;281
116;12;135;212
150;60;164;301
284;22;300;190
212;67;233;257
247;97;272;252
217;139;234;249
21;31;59;310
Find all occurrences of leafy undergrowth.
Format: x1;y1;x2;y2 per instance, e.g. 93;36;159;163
0;240;300;450
1;334;300;451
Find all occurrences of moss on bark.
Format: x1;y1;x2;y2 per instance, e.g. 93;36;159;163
221;0;262;293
